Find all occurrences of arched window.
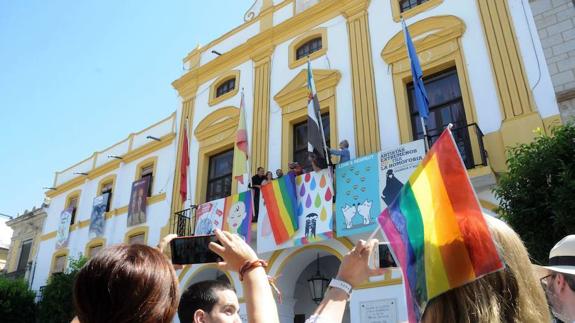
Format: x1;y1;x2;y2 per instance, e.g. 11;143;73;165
399;0;429;12
296;37;322;60
216;78;236;98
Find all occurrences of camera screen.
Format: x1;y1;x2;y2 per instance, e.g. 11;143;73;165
170;235;222;265
378;243;398;269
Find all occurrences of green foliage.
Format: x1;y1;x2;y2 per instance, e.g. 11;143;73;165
0;277;36;323
37;255;87;323
494;123;575;264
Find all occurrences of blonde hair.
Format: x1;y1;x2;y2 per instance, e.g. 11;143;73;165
422;216;550;323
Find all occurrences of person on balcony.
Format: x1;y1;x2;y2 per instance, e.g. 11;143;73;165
249;167;265;222
329;140;350;164
275;168;284;179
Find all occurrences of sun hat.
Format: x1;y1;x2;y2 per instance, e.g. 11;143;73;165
534;235;575;278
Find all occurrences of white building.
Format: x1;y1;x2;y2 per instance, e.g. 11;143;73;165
32;1;562;322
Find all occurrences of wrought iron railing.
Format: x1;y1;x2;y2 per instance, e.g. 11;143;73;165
2;269;26;280
172;207;196;237
426;123;488;169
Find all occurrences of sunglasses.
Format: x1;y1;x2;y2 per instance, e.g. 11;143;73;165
540;273;555;289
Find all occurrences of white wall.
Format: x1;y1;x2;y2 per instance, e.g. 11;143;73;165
32;138;177;292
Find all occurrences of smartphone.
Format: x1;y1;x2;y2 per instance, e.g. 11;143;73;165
170;235;223;265
371;242;399;269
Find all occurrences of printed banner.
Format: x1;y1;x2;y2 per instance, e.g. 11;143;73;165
335;140;425;238
195;198;225;235
56;206;74;249
127;177;151;227
258;168;334;253
222;191;253;242
379;140;426;209
335;153;380;236
89;193;109;239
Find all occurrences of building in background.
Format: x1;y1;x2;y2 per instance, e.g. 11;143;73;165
530;0;575;122
4;206;47;280
29;0;565;322
168;0;562;321
0;213;14;272
31;113;178;293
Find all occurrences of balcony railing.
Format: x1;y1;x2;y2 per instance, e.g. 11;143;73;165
426;123;488;169
172;207;197;237
2;269;26;280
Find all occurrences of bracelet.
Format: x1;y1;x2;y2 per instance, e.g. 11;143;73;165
328;278;352;298
239;259;268;281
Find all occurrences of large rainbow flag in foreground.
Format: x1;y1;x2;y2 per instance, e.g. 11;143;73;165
378;129;504;322
261;174;299;244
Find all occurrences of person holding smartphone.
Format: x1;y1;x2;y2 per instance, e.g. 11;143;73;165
176;229;280;323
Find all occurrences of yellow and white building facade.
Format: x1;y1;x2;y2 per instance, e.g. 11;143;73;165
32;0;563;322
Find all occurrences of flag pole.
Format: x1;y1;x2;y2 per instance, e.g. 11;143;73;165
308;57;332;168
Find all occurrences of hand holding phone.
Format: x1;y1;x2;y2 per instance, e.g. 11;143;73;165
170;235;223;265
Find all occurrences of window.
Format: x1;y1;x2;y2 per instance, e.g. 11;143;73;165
67;196;79;225
206;149;234;202
53;255;66;274
100;181;113;212
88;244;103;258
216;78;236;98
17;240;32;272
399;0;429;12
128;233;145;245
296;37;322;60
292;113;330;171
140;164;154;197
407;68;472;168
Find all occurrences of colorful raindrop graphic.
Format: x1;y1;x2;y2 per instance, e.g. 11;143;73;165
320;207;327;221
299;184;306;197
305;195;312;208
310;177;316;190
305;173;311;183
314;193;321;208
319;175;326;188
325;187;332;201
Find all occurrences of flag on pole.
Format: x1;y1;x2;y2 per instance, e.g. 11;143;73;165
233;92;249;185
261;173;299;244
377;128;504;322
179;120;190;203
307;60;328;169
402;19;429;120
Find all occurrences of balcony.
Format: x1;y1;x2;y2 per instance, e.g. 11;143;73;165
171;207;196;236
426;123;488;170
2;269;26;280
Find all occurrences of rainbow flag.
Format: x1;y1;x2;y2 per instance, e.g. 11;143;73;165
223;191;253;242
261;174;299;244
377;129;504;322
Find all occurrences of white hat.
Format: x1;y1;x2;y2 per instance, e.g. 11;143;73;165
538;235;575;277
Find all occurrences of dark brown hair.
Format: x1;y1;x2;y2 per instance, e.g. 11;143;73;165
74;244;179;323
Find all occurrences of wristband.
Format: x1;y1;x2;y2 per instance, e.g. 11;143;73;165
328;278;352;297
239;259;267;281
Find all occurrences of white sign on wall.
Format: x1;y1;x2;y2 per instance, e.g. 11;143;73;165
359;299;398;323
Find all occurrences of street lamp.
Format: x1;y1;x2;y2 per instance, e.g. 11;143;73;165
307;253;329;305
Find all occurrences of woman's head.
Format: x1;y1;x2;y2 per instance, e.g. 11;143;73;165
422;216;550;323
266;171;273;181
74;244;179;323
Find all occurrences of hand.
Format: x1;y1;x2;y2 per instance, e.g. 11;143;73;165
157;233;183;270
209;229;258;272
336;239;386;288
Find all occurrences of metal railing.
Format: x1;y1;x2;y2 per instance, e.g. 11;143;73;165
426;123;488;169
172;207;196;237
2;269;26;280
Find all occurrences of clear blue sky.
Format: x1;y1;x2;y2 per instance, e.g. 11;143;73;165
0;0;249;218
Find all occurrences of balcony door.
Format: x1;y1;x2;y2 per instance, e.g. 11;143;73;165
407;67;473;168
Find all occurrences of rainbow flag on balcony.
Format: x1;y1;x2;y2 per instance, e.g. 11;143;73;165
261;174;299;244
377;128;504;323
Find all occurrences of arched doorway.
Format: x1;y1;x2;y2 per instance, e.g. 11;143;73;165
292;254;350;323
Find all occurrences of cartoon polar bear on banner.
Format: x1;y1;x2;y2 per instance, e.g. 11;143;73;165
227;201;246;235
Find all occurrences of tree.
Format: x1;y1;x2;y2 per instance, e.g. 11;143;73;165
494;123;575;264
0;277;36;323
37;255;87;323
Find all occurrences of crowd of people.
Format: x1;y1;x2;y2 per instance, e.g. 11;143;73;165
70;213;575;323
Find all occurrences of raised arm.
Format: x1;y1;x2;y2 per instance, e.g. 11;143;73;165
209;229;280;323
307;239;385;323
